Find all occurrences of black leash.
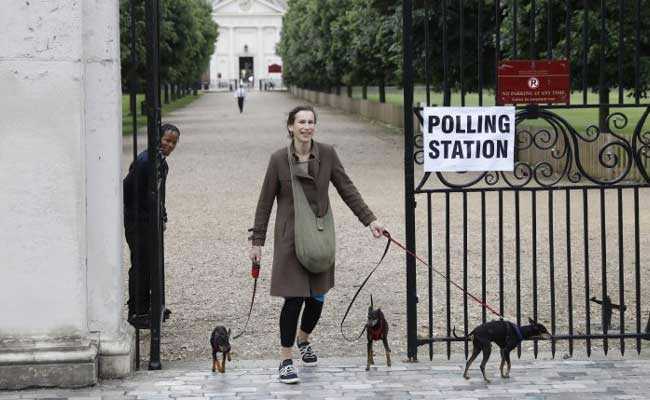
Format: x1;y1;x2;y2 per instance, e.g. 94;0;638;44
233;260;260;340
339;231;392;342
339;229;507;343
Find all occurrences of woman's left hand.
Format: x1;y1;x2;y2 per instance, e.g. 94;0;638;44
369;220;385;238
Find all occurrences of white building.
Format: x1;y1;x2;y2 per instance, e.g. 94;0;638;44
210;0;286;89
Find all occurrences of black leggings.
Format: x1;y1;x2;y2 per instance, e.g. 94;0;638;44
280;297;324;347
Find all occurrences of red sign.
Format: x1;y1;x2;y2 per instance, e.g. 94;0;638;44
268;63;282;73
497;60;570;105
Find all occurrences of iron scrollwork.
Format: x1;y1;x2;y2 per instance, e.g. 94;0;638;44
413;106;650;191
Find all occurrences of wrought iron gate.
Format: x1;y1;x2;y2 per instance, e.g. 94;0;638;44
401;0;649;361
126;0;165;370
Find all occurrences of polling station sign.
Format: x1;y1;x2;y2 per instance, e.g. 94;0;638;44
422;107;516;172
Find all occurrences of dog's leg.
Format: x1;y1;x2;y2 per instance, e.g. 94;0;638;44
214;357;222;374
382;336;391;367
504;350;512;378
366;340;373;371
219;353;226;373
227;351;231;361
463;341;482;380
479;342;492;383
499;348;507;378
212;351;217;373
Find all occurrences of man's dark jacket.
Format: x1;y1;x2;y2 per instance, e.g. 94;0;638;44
123;150;168;226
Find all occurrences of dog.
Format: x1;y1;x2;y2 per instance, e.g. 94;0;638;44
453;318;551;382
210;325;231;373
366;295;391;371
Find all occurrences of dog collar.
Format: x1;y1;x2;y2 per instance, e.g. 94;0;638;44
510;322;523;343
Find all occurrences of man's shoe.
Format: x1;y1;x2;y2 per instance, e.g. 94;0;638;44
297;341;318;367
278;359;300;384
127;313;151;329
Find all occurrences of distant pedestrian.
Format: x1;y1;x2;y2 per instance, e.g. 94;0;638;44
234;85;247;113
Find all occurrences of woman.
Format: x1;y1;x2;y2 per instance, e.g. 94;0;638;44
249;105;385;384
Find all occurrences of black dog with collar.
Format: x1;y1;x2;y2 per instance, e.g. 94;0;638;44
210;325;231;373
366;295;391;371
454;318;550;382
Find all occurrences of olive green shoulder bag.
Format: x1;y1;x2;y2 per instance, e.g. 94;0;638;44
287;146;335;274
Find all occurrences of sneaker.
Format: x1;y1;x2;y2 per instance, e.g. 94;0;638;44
278;359;300;384
297;341;318;366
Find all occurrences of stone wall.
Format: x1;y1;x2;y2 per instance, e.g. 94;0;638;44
0;0;131;388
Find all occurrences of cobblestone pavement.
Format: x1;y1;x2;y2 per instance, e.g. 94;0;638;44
5;356;650;399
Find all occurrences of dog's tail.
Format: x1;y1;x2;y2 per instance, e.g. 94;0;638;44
452;326;466;339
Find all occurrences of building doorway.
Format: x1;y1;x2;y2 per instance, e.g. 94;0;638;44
239;57;254;86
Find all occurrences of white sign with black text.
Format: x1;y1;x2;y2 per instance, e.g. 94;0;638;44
422;107;516;172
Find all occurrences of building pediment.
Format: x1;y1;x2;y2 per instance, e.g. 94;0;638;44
214;0;285;15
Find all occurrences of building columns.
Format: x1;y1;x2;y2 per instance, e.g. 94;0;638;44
256;27;262;82
229;26;235;81
0;0;131;388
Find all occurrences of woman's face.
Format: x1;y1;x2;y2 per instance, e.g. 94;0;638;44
289;110;316;145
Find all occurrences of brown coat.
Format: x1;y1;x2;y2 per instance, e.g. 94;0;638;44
251;140;376;297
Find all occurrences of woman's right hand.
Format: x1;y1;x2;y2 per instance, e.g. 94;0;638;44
249;245;262;263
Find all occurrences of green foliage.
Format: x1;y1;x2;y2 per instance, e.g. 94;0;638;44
122;93;202;136
501;1;649;97
120;0;218;88
335;0;401;87
281;0;647;99
278;0;401;90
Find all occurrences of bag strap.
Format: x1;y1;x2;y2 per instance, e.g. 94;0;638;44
287;145;298;210
287;145;329;219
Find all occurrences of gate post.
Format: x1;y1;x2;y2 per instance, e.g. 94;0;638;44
145;0;163;371
402;0;418;362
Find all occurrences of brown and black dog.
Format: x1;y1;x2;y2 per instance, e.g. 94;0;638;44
454;318;551;382
366;296;391;371
210;325;231;373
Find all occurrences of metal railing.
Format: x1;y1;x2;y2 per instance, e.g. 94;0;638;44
402;0;649;361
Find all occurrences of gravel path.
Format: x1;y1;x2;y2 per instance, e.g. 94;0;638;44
123;90;408;363
123;90;650;364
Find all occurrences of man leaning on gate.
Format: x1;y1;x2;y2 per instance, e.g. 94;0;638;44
123;123;180;328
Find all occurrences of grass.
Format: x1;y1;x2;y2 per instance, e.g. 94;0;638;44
121;93;202;136
350;87;648;136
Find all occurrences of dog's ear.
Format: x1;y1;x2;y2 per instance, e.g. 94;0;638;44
528;317;535;325
227;328;231;338
370;294;374;310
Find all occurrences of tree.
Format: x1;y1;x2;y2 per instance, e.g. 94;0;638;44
333;0;401;101
277;0;316;88
278;0;351;90
502;1;649;131
120;0;218;90
278;0;400;93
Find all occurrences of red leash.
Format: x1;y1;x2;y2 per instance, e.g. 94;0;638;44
233;261;261;340
382;231;503;319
